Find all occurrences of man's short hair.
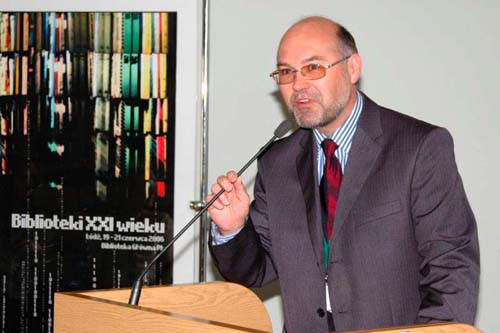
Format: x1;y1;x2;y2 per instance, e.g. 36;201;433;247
336;24;358;56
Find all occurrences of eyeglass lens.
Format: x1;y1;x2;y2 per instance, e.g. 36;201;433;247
277;64;327;84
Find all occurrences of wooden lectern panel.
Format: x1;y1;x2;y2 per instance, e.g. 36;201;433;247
345;322;482;333
55;282;272;333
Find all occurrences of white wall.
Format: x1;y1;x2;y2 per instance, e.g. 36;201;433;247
207;1;500;332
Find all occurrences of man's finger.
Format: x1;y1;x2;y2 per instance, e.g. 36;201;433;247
206;194;226;210
217;175;234;192
227;170;238;182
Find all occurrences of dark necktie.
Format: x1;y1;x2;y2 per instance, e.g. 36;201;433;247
320;139;342;241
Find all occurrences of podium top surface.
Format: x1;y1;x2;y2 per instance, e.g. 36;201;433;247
55;282;273;333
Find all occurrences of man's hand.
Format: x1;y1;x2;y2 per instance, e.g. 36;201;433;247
207;170;250;235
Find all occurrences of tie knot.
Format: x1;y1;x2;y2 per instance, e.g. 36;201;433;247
321;139;339;157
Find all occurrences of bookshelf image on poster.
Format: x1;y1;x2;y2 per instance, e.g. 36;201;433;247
0;12;176;332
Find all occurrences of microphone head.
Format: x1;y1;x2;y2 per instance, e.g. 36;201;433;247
274;119;294;138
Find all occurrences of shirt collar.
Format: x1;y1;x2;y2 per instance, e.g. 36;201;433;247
313;90;364;152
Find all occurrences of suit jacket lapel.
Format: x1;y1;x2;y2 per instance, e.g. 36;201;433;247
296;132;325;273
332;95;383;244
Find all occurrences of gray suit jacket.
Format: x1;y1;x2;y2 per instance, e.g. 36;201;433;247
210;94;479;332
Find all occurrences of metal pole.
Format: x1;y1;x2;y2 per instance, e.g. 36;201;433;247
198;0;210;282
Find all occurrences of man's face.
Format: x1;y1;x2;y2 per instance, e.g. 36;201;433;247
277;23;355;135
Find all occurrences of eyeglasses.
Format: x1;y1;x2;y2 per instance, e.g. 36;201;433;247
269;55;352;85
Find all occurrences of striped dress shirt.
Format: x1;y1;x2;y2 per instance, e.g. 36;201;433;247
313;90;363;182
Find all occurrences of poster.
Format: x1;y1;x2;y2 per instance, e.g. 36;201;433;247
0;12;177;332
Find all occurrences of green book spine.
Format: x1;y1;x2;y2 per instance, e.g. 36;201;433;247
121;54;130;98
131;13;140;54
123;13;132;53
130;54;138;98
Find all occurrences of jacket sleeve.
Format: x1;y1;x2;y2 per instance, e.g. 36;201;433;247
209;159;278;287
411;128;480;324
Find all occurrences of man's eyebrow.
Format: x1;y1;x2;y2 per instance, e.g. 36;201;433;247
302;56;328;63
277;56;329;67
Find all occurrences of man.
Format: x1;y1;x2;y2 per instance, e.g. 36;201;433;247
208;16;479;332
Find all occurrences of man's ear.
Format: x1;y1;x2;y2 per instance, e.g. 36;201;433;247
348;54;362;84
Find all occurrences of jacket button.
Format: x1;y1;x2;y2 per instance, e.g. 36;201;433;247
317;308;325;317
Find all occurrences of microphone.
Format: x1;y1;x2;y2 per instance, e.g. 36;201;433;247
128;119;293;305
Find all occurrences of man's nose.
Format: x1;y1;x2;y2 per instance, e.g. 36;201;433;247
292;71;310;91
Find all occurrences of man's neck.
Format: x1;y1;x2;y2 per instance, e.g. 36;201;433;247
317;89;358;137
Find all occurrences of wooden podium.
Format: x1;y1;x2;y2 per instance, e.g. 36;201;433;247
54;282;273;332
55;282;482;333
345;322;482;333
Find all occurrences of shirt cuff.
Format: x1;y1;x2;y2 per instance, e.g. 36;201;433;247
211;222;243;245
